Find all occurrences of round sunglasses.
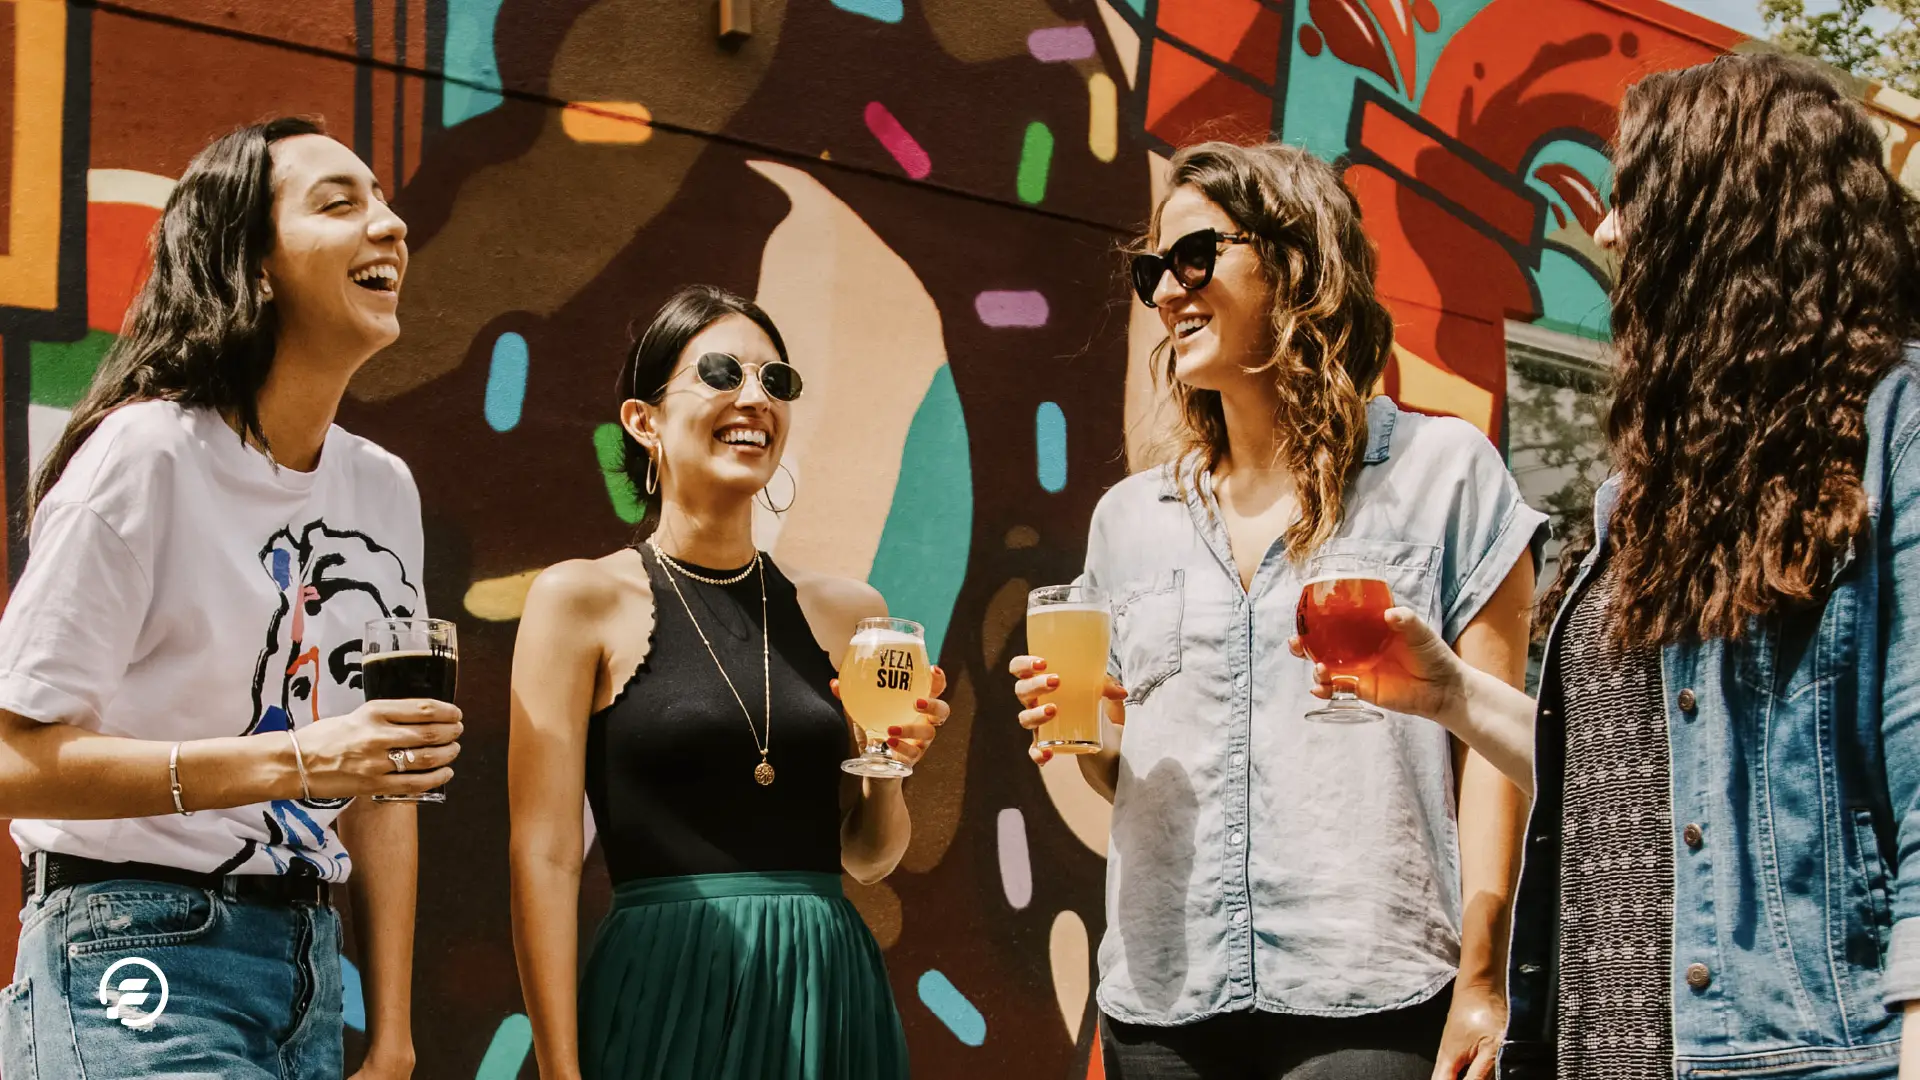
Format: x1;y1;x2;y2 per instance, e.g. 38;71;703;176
671;352;804;402
1129;228;1254;308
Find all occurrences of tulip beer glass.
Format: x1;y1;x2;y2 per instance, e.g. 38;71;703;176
1295;557;1394;724
840;617;930;778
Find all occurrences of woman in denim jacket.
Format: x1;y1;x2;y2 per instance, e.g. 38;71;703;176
1296;55;1920;1078
1010;141;1547;1079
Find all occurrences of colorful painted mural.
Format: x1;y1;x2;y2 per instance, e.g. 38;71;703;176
1;1;1917;1077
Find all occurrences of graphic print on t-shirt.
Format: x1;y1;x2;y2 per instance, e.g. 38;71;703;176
216;520;421;880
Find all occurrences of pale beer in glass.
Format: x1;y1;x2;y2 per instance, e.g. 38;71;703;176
840;617;930;778
1026;585;1111;754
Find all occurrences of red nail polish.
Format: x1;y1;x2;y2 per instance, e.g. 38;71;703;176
888;726;901;736
915;699;928;711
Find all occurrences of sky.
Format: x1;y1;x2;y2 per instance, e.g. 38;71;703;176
1666;0;1770;36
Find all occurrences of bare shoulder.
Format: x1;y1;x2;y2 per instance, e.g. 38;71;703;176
788;568;886;625
522;550;651;628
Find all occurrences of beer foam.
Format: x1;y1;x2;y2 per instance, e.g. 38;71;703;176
851;627;923;647
1027;602;1110;615
1297;573;1393;588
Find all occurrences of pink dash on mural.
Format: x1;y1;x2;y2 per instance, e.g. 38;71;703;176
975;290;1050;328
1027;25;1096;62
864;102;931;179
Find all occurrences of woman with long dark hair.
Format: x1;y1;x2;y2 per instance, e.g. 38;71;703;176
507;285;943;1080
1294;54;1920;1077
0;119;458;1079
1011;142;1547;1079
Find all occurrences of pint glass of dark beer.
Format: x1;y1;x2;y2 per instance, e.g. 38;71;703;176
363;617;458;802
1295;559;1393;724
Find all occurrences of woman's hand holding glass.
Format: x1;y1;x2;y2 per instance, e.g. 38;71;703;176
1009;655;1127;765
294;698;463;799
1288;605;1466;722
831;663;949;769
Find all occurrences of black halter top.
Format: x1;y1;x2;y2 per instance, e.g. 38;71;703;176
584;546;850;884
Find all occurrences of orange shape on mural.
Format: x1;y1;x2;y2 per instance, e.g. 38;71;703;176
561;101;655;144
1145;48;1272;148
1156;0;1284;84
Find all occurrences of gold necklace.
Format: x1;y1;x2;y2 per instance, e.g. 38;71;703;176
647;541;775;786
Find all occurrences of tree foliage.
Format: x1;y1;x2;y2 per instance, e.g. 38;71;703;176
1762;0;1920;96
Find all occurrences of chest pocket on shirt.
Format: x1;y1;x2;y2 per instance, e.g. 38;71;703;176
1114;571;1183;705
1310;538;1442;625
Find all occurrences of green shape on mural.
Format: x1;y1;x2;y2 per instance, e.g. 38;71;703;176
593;422;646;525
31;331;114;409
868;366;971;663
1017;122;1054;205
1117;0;1143;13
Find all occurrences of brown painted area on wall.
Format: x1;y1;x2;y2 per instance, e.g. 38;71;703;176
0;3;16;256
89;9;360;175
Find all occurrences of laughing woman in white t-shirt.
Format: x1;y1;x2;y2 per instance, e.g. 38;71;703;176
0;119;461;1080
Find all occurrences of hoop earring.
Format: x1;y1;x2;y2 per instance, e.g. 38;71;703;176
757;463;795;514
644;455;658;496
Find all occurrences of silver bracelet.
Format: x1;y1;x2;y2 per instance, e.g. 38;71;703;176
168;742;193;816
285;730;312;801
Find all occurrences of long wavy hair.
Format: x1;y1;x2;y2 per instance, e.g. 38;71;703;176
1144;142;1396;560
27;116;323;522
1546;53;1920;644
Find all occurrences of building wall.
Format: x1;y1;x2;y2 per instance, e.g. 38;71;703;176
0;1;1915;1077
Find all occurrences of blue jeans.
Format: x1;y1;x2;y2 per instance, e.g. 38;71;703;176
0;879;342;1079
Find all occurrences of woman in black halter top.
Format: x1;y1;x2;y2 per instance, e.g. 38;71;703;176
506;286;946;1080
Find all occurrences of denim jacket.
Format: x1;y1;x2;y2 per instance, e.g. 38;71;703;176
1085;396;1547;1024
1503;353;1920;1079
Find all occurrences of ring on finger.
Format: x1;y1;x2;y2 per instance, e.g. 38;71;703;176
387;748;410;773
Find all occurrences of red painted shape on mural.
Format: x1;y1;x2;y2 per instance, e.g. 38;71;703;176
1146;47;1273;147
1088;1039;1106;1079
1352;96;1538;247
1307;0;1397;90
1413;0;1439;33
1300;24;1324;56
1533;162;1606;233
1158;0;1285;84
1359;0;1421;94
88;202;161;334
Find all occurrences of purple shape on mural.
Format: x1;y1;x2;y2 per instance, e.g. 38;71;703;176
975;288;1052;326
975;291;1050;328
1027;25;1096;62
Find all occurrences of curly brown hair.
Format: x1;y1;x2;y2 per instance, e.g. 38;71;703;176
1546;53;1920;644
1145;142;1397;560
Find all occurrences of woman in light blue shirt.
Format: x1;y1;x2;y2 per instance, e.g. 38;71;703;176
1011;141;1546;1079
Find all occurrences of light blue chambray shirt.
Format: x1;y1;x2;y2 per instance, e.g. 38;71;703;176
1083;396;1548;1024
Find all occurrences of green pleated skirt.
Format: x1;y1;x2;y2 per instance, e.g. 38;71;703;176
578;871;909;1080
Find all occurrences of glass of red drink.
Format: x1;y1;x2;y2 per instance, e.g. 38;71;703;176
1295;558;1395;724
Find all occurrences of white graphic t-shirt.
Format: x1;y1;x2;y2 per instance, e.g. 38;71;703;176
0;401;426;882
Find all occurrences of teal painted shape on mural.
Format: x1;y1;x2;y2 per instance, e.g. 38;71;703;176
1035;401;1067;493
1531;249;1612;341
917;969;987;1045
341;956;365;1031
1522;140;1613;342
31;331;114;409
1017;122;1054;205
831;0;904;23
867;367;971;664
474;1014;534;1080
443;0;507;126
1282;0;1497;156
484;332;529;432
593;422;646;525
1116;0;1144;14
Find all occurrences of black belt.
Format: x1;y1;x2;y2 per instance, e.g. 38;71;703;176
25;852;332;906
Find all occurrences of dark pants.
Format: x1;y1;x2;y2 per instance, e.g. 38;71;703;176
1101;984;1451;1080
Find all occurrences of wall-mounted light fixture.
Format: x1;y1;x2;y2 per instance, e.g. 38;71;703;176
719;0;751;41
